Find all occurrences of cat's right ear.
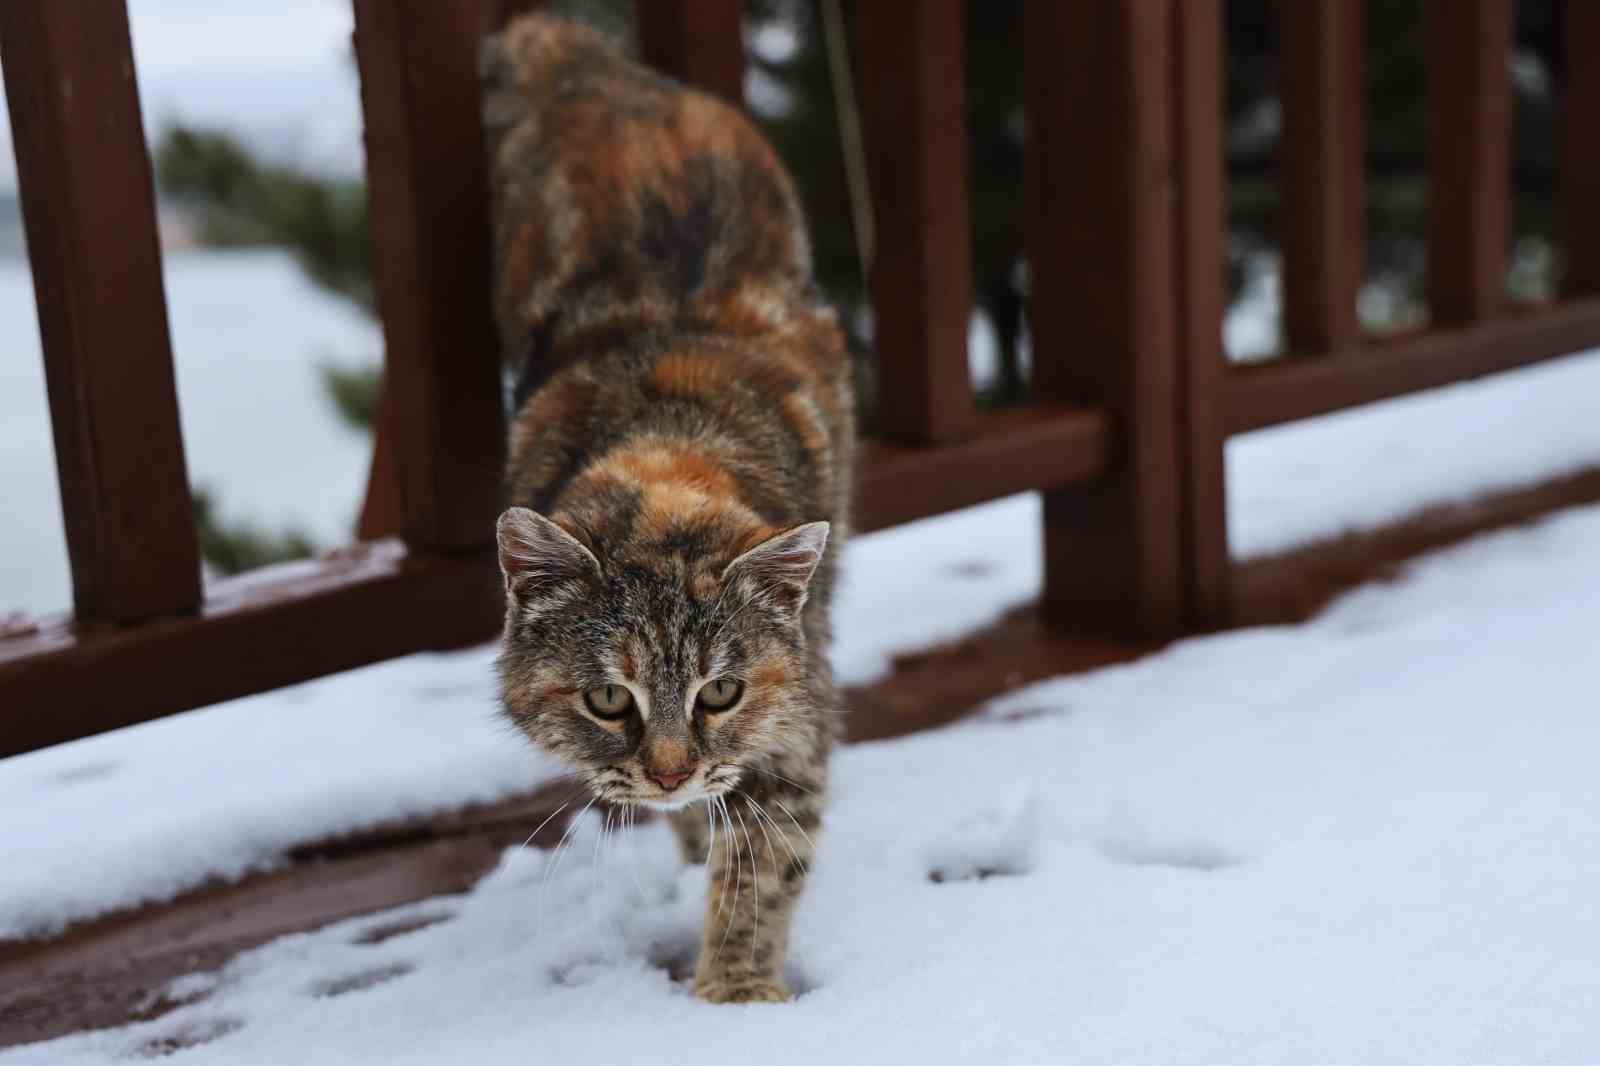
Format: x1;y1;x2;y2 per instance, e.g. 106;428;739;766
496;507;601;601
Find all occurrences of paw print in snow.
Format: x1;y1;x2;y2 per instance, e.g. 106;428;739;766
925;789;1037;884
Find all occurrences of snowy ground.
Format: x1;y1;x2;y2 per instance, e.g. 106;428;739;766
7;502;1600;1064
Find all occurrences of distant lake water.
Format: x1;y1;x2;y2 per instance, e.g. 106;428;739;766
0;249;379;617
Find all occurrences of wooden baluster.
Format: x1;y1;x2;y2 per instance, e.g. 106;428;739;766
1026;0;1184;636
858;0;976;444
1174;0;1231;627
353;0;506;554
1279;0;1365;352
1566;0;1600;297
0;0;202;624
636;0;747;106
1428;0;1512;323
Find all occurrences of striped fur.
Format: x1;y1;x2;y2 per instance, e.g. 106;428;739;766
483;15;852;1003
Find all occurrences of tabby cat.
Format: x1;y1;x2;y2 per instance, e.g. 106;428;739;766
481;14;853;1004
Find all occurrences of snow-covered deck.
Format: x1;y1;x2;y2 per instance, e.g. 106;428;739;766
7;500;1600;1063
6;250;1600;1058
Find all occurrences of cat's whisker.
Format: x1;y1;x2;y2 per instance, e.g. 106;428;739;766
591;805;610;887
714;796;743;964
737;789;806;877
769;795;818;855
746;766;818;797
716;797;735;924
521;800;570;850
624;805;645;895
732;804;759;968
540;794;598;915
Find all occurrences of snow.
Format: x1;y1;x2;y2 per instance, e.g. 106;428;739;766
0;646;538;941
7;502;1600;1064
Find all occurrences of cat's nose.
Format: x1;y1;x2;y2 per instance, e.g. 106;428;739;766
649;766;693;791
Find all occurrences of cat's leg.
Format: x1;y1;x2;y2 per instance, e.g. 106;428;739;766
668;805;711;865
694;773;823;1004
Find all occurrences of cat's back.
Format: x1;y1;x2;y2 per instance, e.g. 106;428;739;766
482;14;813;358
487;13;853;604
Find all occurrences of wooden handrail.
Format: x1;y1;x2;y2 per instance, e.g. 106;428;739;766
0;545;502;758
1225;299;1600;435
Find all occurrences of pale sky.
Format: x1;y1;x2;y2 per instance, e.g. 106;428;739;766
1;0;363;194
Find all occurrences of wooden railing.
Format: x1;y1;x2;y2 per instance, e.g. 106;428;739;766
1;0;1595;756
1178;0;1600;625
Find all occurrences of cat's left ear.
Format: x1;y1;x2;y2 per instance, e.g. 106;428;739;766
722;521;830;623
496;506;601;602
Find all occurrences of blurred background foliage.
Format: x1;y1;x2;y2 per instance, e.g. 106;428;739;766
153;0;1566;571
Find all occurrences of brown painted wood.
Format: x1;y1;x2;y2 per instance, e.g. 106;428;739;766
1565;0;1600;297
858;0;976;444
1278;0;1365;352
635;0;747;105
1172;0;1231;628
0;1;202;625
353;0;506;554
1427;0;1512;324
1226;298;1600;434
853;405;1111;534
1025;0;1185;636
0;543;501;758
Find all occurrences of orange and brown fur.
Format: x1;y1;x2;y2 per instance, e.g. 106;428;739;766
482;15;852;1003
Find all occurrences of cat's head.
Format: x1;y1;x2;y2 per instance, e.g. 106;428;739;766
494;506;828;809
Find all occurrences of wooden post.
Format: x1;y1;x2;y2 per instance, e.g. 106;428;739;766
1173;0;1231;627
1428;0;1512;323
858;0;977;444
1026;0;1185;636
353;0;506;554
1566;0;1600;297
0;0;203;625
636;0;747;106
1279;0;1365;352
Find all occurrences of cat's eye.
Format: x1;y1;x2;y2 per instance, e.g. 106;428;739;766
696;677;744;712
583;683;635;720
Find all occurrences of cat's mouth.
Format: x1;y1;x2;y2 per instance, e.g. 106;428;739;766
620;763;741;811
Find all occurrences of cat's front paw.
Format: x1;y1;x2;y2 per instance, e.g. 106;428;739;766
695;977;789;1004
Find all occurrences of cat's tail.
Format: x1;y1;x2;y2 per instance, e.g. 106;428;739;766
479;13;814;369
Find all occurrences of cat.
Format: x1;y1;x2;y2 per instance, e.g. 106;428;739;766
480;14;854;1004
